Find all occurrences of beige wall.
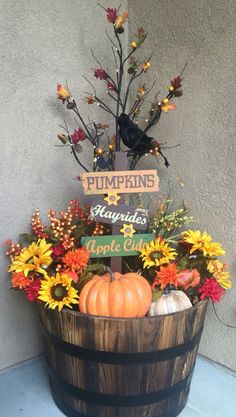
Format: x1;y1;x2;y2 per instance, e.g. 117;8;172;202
0;0;235;371
128;0;236;370
0;0;127;371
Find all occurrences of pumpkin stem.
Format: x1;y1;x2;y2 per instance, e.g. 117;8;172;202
163;285;171;295
103;265;116;281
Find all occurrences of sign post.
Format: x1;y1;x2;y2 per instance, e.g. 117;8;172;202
80;152;159;273
111;152;128;273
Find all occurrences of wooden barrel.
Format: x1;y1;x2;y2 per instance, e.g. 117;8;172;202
39;299;208;417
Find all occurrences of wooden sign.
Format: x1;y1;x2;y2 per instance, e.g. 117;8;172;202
80;170;159;195
90;201;149;231
81;234;154;258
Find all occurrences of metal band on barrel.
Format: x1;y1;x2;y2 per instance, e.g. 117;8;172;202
51;387;189;416
48;366;192;407
40;320;203;364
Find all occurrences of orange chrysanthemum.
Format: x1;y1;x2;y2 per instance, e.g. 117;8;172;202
152;263;180;290
11;272;32;289
62;247;89;273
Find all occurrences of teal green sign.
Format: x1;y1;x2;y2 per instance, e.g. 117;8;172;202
81;234;154;258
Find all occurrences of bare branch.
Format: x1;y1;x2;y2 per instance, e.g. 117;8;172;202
82;74;96;95
91;49;103;68
105;29;119;49
59;121;89;172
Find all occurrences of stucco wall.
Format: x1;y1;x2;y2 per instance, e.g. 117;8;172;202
128;0;236;370
0;0;235;372
0;0;127;371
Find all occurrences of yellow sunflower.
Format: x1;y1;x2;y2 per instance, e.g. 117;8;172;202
207;260;232;289
38;273;79;311
182;230;225;257
8;239;52;277
139;237;177;269
204;242;225;257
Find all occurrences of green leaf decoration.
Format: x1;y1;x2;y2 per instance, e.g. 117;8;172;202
19;233;37;246
76;262;104;294
152;289;163;302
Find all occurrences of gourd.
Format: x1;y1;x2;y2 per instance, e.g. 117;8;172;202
148;289;192;316
79;267;152;318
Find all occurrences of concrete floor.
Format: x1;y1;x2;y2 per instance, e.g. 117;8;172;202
0;356;235;417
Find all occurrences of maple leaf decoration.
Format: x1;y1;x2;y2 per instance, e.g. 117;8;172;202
84;95;95;104
94;68;108;80
106;8;117;23
71;129;86;144
114;11;128;30
171;75;183;90
57;84;70;103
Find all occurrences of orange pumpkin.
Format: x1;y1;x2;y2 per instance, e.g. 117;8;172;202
79;268;152;318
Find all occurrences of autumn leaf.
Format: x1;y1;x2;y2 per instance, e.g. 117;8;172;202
171;75;183;90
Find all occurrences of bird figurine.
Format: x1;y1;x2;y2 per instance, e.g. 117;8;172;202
95;154;114;170
118;113;169;169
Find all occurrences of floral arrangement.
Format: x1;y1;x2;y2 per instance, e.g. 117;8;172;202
3;5;232;316
3;198;231;313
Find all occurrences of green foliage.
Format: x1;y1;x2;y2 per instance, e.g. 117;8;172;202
75;262;104;294
149;198;194;240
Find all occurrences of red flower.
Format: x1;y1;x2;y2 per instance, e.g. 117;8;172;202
199;278;224;302
71;128;86;144
106;82;116;91
171;75;182;90
51;244;65;258
106;8;117;23
25;278;41;302
94;68;108;80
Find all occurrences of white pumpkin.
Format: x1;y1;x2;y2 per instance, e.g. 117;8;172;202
148;290;192;316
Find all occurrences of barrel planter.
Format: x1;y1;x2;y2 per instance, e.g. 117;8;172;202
39;299;208;417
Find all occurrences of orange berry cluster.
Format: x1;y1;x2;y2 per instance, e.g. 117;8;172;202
48;208;76;249
3;240;21;261
31;208;48;238
46;200;94;250
62;230;76;250
69;199;93;225
92;222;105;236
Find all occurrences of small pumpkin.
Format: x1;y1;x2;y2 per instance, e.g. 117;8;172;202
79;267;152;318
148;289;192;316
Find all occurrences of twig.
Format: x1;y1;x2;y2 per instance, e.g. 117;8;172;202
82;75;96;95
72;102;94;143
95;96;117;117
59;122;89;172
123;69;144;112
122;48;135;65
107;91;122;106
106;29;119;50
91;49;103;68
129;80;157;120
111;46;119;85
91;48;118;90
